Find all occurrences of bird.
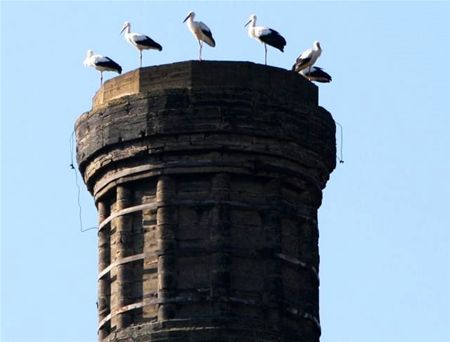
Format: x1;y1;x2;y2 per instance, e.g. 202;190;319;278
120;21;162;68
298;66;332;83
244;14;286;65
292;41;322;74
183;11;216;61
83;50;122;86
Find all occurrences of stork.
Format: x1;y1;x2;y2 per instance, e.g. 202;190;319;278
120;21;162;68
245;14;286;65
298;66;332;83
183;11;216;61
292;41;322;74
83;50;122;86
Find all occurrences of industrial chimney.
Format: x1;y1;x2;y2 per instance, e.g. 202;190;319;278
75;61;336;341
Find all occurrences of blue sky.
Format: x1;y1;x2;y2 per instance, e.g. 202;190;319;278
1;1;449;341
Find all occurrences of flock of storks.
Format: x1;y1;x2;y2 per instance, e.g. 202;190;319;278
83;12;332;86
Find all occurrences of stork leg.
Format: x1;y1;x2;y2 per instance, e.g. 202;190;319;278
198;40;203;61
140;51;143;68
100;72;103;86
264;44;267;65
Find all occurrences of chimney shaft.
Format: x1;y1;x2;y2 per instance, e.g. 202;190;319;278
76;61;336;341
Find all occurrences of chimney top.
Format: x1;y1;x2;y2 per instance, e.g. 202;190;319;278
90;60;318;110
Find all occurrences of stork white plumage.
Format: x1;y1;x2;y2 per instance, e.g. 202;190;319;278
120;21;162;68
183;11;216;61
292;41;322;74
245;14;286;65
299;66;332;83
83;50;122;86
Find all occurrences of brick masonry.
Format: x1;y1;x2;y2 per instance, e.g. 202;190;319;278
75;61;336;341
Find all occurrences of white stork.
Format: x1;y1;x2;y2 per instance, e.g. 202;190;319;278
183;11;216;61
245;14;286;65
298;66;332;83
120;21;162;68
83;50;122;86
292;41;322;74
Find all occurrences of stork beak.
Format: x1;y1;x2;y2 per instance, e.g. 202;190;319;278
183;14;190;23
244;19;251;27
120;25;126;34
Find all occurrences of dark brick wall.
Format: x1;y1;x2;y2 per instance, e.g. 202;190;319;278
75;61;335;341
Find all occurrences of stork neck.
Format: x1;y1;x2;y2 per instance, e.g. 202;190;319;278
186;16;194;27
247;21;255;36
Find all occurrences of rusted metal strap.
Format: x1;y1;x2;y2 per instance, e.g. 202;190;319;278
98;302;144;331
275;253;319;281
98;253;146;280
275;253;307;267
98;203;157;231
97;295;320;331
285;306;321;331
98;199;316;232
97;251;317;281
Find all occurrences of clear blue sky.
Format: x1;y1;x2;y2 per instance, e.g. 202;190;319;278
1;1;449;341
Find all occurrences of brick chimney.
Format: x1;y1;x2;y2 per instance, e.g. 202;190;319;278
75;61;336;341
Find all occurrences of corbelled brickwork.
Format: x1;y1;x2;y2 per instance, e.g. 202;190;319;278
75;61;336;341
